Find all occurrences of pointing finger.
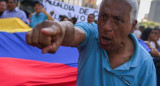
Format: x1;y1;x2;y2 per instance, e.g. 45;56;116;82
41;27;60;37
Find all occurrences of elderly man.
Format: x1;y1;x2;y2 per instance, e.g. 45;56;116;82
1;0;28;24
26;0;156;86
0;1;6;17
87;14;95;23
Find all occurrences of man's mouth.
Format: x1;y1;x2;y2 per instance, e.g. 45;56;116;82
100;36;111;46
103;37;111;42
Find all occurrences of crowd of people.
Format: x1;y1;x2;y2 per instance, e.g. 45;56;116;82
0;0;53;28
0;0;98;28
133;25;160;85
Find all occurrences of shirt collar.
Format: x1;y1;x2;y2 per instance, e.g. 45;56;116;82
36;12;44;16
102;33;144;72
14;7;18;11
128;33;146;67
114;33;144;69
6;7;18;12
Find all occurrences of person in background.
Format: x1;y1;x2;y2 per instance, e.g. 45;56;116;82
139;26;145;33
26;0;156;85
1;0;28;24
59;15;69;21
50;10;54;16
87;14;95;23
30;0;53;28
24;10;32;23
0;0;6;17
141;28;160;49
140;28;160;57
70;17;77;25
133;26;141;39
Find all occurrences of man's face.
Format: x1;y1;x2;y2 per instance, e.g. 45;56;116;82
7;0;16;11
98;0;136;51
0;1;6;12
34;3;43;14
87;15;95;23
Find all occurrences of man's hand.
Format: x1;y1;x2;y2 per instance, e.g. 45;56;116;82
26;21;65;54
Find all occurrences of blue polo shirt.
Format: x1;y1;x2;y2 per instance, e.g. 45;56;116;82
30;12;48;28
75;22;156;86
1;7;29;24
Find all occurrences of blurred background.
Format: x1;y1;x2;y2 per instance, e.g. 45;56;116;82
18;0;160;28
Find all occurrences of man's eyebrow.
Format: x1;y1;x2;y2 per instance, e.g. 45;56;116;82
113;15;124;20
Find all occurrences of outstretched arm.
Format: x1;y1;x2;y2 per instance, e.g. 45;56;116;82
26;21;86;54
41;9;54;21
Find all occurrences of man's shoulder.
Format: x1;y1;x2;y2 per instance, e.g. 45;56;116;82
129;33;153;67
1;10;8;15
16;9;25;14
39;12;47;16
75;22;98;31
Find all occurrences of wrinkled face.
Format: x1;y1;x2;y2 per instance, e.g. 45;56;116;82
87;15;95;23
7;0;16;11
0;1;6;12
148;30;160;42
34;3;43;14
98;0;135;51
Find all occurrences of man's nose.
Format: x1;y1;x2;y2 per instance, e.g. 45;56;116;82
103;20;113;32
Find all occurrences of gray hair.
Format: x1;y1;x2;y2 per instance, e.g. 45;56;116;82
100;0;138;23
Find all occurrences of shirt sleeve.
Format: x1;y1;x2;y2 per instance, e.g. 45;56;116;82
74;22;98;48
20;11;29;24
138;60;157;86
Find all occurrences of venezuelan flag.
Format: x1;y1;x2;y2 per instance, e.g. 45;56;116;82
0;18;78;86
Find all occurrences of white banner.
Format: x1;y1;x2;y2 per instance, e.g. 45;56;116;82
43;0;99;22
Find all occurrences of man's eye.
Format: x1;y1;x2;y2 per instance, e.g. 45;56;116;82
100;15;107;20
115;17;121;22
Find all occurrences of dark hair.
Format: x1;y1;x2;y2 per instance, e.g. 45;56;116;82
141;28;152;41
33;0;44;7
59;15;69;21
7;0;17;3
70;17;77;24
0;0;6;3
88;14;95;18
139;26;145;29
153;26;160;34
154;26;160;29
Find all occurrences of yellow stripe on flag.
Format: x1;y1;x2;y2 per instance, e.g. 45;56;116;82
0;18;32;33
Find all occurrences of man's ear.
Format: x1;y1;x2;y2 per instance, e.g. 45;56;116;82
131;20;137;33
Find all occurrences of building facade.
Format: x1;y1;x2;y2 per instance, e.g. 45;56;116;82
57;0;97;8
148;0;160;22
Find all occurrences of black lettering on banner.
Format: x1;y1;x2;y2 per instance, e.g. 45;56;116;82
80;16;85;21
45;0;75;12
84;9;89;15
64;4;68;10
57;2;62;8
45;0;51;4
93;11;98;17
93;11;99;20
70;6;75;12
79;8;84;14
79;8;89;15
54;14;59;20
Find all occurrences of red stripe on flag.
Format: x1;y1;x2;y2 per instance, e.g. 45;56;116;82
0;57;77;86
